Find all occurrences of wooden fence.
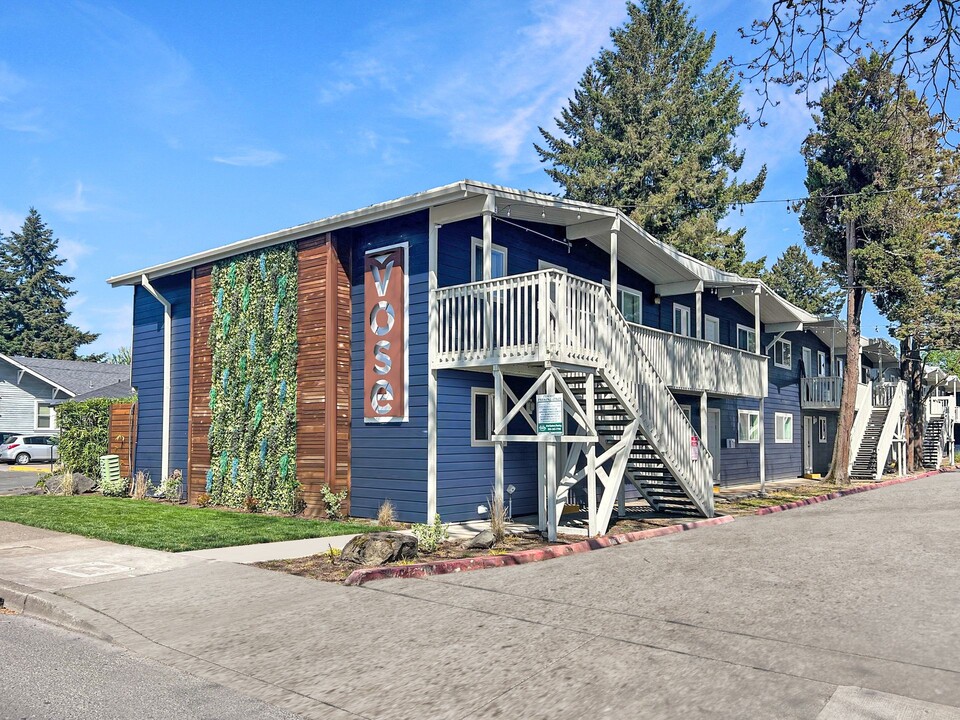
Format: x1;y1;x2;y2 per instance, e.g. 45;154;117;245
107;401;138;478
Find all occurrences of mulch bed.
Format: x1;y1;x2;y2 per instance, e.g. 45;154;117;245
255;532;574;583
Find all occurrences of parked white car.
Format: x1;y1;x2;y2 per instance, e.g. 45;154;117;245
0;435;59;465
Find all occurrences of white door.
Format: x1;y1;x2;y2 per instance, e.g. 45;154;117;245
704;315;720;343
707;409;721;482
802;347;812;377
803;417;814;475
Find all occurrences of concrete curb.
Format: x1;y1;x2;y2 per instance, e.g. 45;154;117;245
0;579;114;642
754;469;944;516
344;514;735;586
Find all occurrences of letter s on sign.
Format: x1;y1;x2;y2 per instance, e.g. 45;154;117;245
373;340;392;375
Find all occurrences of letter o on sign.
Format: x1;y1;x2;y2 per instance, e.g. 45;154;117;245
369;301;395;336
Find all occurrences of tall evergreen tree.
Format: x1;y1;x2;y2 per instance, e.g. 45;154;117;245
799;53;959;480
535;0;767;275
762;244;843;316
0;208;99;359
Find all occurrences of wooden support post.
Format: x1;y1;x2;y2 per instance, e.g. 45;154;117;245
753;286;761;354
700;390;708;461
610;227;618;302
537;441;546;532
586;373;597;536
617;478;626;518
695;289;703;339
545;372;558;541
493;366;504;502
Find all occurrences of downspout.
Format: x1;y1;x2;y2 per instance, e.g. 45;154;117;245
141;274;171;482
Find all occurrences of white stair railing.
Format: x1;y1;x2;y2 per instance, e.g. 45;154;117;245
873;381;906;480
848;382;874;467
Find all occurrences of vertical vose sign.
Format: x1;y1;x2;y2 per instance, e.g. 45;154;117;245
364;244;407;422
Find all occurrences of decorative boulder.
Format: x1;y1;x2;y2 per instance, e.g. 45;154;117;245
462;529;496;550
341;532;418;566
45;473;96;496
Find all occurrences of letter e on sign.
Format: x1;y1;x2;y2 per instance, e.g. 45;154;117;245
364;246;406;421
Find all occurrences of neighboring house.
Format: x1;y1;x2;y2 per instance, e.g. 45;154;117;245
0;354;131;432
105;180;920;538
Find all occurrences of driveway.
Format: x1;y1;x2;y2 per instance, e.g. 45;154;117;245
0;467;43;494
2;472;959;719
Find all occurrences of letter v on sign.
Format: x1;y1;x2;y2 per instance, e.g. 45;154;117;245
371;254;394;297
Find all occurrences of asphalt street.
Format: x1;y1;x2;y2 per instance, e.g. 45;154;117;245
2;473;959;719
0;613;301;720
0;469;42;495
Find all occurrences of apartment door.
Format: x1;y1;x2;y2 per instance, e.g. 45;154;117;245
707;409;721;482
803;416;814;475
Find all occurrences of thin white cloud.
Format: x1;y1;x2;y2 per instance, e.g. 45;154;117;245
52;181;97;215
0;207;24;235
317;56;394;104
0;61;46;135
58;237;93;274
408;0;627;175
0;62;27;103
71;299;133;356
212;148;285;167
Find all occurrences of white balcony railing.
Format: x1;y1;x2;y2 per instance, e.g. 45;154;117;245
801;376;843;409
433;270;766;398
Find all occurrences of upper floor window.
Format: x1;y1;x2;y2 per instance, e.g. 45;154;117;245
736;324;757;353
817;351;827;376
471;238;507;282
673;303;691;337
704;315;720;343
618;288;642;324
773;339;792;369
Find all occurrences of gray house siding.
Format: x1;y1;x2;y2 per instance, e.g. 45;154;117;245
0;362;61;432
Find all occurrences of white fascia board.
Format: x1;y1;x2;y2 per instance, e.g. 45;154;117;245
566;217;619;240
764;321;804;333
0;353;76;398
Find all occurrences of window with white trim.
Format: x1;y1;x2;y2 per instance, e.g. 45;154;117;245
817;351;827;377
36;402;56;430
471;238;508;282
471;388;496;446
736;324;757;353
773;339;792;369
775;412;793;443
618;288;643;324
802;347;812;377
818;416;827;443
738;409;760;444
703;315;720;343
679;404;693;424
673;303;691;337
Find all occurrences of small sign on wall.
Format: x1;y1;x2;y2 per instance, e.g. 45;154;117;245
690;435;700;462
725;438;736;449
537;394;563;435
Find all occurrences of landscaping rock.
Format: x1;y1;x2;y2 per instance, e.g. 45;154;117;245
341;532;418;566
44;473;96;496
462;529;496;550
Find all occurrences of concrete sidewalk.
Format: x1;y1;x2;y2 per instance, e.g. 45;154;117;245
2;473;960;719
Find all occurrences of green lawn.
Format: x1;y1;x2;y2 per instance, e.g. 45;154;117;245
0;495;385;552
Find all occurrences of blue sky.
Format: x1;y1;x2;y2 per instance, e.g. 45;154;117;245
0;0;889;356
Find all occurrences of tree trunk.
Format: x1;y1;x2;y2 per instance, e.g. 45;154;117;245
901;337;925;471
827;218;864;485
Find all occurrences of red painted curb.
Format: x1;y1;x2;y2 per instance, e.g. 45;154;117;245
344;514;735;586
754;469;945;516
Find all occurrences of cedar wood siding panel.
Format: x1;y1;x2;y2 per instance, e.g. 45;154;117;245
187;266;213;500
349;212;429;523
296;234;351;517
131;272;191;483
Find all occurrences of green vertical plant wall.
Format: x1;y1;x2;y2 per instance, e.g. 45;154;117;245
207;243;299;512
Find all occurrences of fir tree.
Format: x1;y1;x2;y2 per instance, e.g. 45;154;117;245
799;53;959;479
762;244;843;316
536;0;766;275
0;208;99;359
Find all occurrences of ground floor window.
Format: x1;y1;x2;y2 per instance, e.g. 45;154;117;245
738;409;760;444
775;412;793;443
471;388;495;446
818;416;828;443
36;402;56;430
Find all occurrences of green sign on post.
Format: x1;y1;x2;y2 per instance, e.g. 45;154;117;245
537;394;563;435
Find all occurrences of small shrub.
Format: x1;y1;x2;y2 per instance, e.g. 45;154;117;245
377;499;396;527
411;514;448;553
101;476;129;497
130;470;151;500
320;484;348;519
243;495;260;513
195;492;212;508
326;544;341;562
487;490;507;543
154;469;184;502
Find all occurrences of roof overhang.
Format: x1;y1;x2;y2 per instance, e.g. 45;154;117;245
0;354;76;398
